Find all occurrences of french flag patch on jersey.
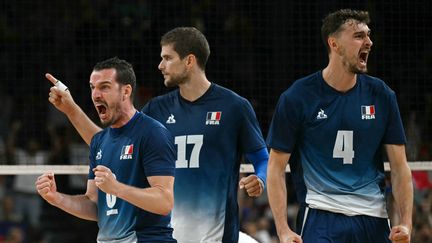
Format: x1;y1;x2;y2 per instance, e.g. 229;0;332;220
120;144;133;160
206;111;222;125
361;105;375;120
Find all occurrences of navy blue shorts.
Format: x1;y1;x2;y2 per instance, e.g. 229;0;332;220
298;206;391;243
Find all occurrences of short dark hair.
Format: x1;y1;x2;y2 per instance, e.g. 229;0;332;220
321;9;370;53
93;57;136;101
160;27;210;70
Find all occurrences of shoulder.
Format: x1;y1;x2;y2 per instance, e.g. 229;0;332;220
212;83;251;107
90;128;109;147
140;113;173;140
137;112;170;132
279;71;321;102
141;89;179;112
137;114;174;151
151;90;178;103
288;71;320;92
359;74;396;96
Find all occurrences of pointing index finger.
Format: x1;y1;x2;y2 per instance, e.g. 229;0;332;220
45;73;59;85
46;73;69;91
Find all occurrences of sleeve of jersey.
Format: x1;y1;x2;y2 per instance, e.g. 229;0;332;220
141;126;176;177
266;91;302;153
383;91;407;144
238;99;267;152
245;148;269;187
88;135;98;180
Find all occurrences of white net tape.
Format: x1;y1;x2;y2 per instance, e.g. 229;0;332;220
0;162;431;175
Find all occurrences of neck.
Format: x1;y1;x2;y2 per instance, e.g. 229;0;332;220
322;56;357;92
178;71;211;102
111;103;137;128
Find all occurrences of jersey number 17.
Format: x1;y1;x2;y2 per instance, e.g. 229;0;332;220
175;135;204;168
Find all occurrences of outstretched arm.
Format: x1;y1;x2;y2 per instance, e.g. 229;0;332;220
386;144;413;242
36;173;98;221
46;73;101;145
267;149;302;243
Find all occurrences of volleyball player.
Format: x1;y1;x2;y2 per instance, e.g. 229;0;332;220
266;9;413;243
37;57;176;242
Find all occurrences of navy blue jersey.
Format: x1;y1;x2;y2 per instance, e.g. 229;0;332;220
89;112;176;242
142;83;266;243
267;71;406;218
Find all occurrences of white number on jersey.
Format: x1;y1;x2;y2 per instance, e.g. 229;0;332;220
333;130;354;164
105;173;118;215
106;193;116;208
175;135;204;168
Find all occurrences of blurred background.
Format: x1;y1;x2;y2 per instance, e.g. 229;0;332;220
0;0;431;242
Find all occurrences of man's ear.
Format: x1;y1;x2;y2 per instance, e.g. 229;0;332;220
328;36;338;52
328;36;342;55
123;84;132;101
185;54;196;69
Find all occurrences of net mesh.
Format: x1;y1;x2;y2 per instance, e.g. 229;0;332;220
1;1;431;148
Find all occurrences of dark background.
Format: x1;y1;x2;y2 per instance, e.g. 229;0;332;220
0;1;431;242
1;0;431;146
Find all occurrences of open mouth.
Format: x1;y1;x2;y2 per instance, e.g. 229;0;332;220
96;104;107;116
359;51;368;65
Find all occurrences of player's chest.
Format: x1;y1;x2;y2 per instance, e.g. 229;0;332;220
95;139;139;173
156;104;237;136
304;93;387;133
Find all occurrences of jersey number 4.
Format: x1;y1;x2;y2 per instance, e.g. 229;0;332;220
175;135;203;168
333;130;354;164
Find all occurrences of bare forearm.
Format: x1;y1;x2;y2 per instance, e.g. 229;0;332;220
391;165;413;229
268;164;290;236
66;104;101;145
116;183;174;215
386;144;413;230
52;193;98;221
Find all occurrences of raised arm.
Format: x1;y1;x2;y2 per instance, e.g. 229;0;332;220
93;165;174;215
46;73;101;145
267;149;302;243
386;144;413;242
36;173;98;221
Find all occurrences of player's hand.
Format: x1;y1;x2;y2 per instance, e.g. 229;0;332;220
239;174;264;197
93;165;119;195
46;73;77;115
35;172;59;205
389;224;411;243
279;231;303;243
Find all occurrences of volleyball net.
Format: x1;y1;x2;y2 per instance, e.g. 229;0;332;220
1;162;432;175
